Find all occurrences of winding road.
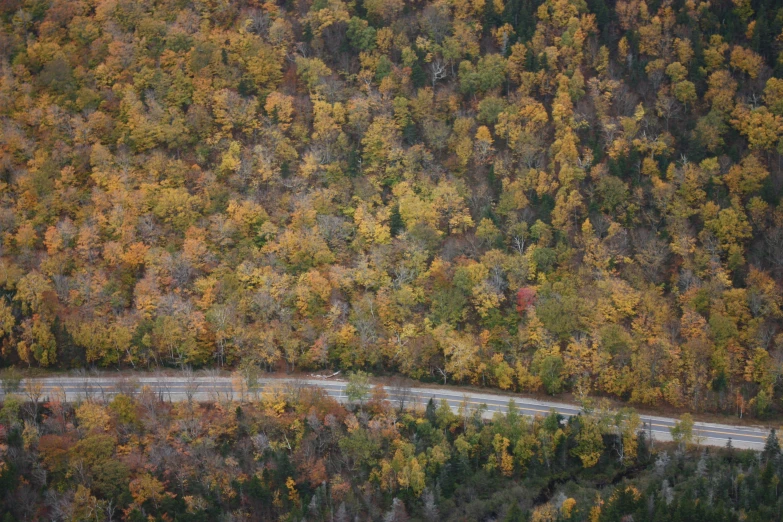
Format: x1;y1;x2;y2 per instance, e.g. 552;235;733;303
3;374;771;449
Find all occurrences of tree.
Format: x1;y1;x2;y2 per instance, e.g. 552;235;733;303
15;272;53;316
516;287;537;315
730;46;763;78
670;414;694;451
17;316;56;367
764;77;783;115
345;371;372;409
731;104;783;150
762;429;781;464
723;154;768;196
389;376;414;412
705;70;737;114
75;402;112;433
129;473;170;511
433;326;483;384
537;354;565;395
365;0;404;23
264;92;295;131
612;408;641;464
572;414;604;468
474;126;494;163
459;54;507;94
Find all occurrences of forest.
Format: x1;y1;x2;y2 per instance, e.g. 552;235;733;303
1;0;783;418
1;380;783;521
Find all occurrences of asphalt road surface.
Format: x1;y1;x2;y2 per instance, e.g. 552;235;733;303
2;375;770;449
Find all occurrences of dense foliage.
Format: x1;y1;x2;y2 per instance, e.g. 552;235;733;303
1;385;782;521
1;0;783;417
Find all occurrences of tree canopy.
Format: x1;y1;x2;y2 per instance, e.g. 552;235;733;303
0;0;782;419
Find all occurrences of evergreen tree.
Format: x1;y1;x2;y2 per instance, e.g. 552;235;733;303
762;429;781;464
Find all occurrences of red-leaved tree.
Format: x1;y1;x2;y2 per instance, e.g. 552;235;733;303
516;287;537;315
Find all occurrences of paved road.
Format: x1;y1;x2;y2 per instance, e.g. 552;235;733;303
3;375;770;449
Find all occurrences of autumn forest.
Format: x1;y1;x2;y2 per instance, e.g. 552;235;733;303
3;0;783;518
1;0;783;419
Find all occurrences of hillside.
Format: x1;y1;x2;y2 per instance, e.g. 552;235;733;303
0;0;783;418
